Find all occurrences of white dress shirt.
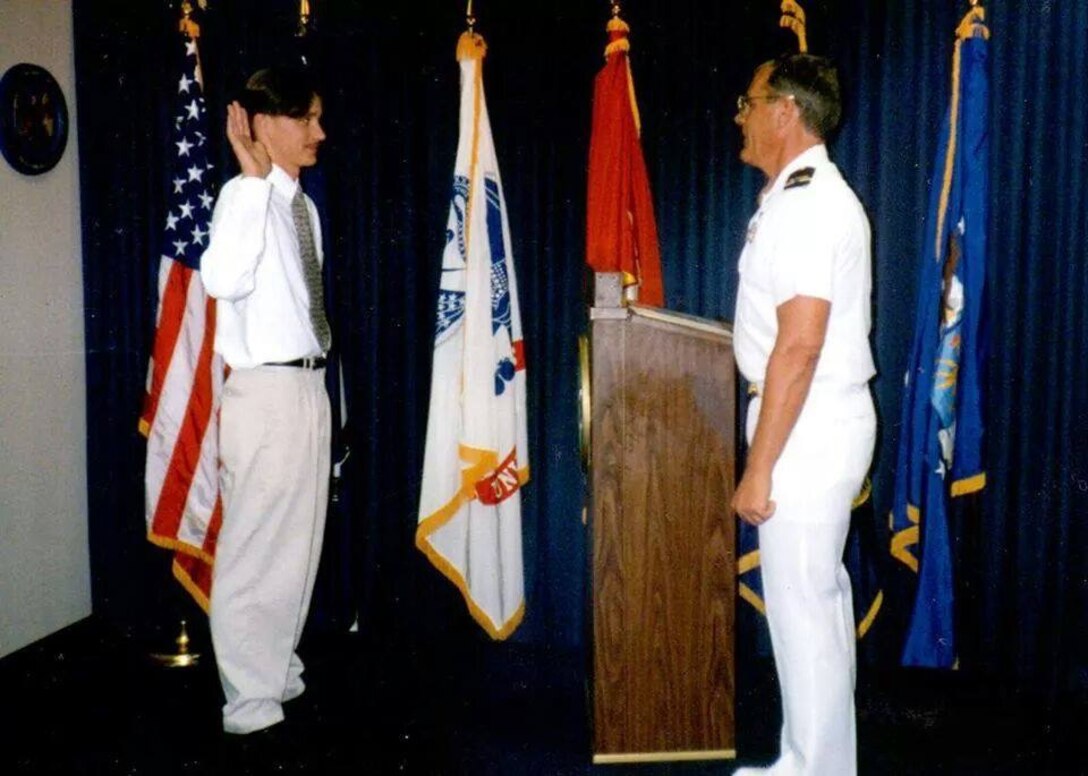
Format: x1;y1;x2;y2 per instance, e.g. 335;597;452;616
201;164;326;369
733;144;876;390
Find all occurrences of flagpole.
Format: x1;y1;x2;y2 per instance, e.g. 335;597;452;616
296;0;312;39
148;0;215;670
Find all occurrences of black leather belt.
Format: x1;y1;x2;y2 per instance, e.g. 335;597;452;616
264;356;326;369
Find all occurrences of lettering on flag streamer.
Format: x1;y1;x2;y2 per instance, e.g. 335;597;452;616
417;32;529;640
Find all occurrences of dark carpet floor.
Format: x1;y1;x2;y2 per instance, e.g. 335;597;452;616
1;616;1084;775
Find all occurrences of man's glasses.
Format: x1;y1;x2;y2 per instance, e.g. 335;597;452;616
736;94;789;113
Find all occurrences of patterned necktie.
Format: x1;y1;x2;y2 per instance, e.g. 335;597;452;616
291;188;332;351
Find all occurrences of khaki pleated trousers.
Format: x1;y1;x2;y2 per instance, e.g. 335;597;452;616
211;366;330;734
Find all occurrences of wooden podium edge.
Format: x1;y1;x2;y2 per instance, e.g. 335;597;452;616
627;303;733;340
593;748;737;765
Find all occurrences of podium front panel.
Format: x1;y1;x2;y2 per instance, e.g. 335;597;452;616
590;306;736;763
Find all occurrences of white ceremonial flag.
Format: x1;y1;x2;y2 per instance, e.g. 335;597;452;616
416;31;529;640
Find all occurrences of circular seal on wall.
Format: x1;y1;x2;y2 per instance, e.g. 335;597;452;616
0;63;69;176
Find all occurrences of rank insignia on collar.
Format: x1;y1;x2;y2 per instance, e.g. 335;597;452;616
784;167;815;190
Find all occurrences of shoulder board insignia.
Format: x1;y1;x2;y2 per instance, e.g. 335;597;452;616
784;167;815;190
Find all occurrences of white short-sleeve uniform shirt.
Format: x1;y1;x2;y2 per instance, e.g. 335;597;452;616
733;144;876;390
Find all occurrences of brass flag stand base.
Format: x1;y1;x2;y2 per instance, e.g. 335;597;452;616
149;620;200;668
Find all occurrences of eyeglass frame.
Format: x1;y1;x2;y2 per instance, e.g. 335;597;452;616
735;93;794;114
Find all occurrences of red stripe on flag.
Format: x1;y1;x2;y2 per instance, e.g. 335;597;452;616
149;294;218;539
173;493;222;610
202;491;223;562
141;261;191;430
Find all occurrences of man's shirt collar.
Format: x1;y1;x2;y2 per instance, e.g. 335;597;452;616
761;144;828;204
266;164;301;199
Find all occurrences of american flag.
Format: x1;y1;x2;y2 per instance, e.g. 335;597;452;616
139;32;223;611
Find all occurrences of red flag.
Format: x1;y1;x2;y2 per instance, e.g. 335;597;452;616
586;16;664;307
139;28;223;612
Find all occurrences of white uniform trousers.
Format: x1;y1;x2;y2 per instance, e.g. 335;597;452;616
743;385;875;776
211;366;331;734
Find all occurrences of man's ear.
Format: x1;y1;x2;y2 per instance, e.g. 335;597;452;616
250;112;269;144
774;99;796;132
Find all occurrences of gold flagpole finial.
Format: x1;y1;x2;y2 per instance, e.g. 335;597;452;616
779;0;808;54
297;0;312;38
956;0;989;40
610;0;621;18
179;1;203;39
458;0;486;61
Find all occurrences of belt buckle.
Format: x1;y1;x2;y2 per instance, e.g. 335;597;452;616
302;356;315;369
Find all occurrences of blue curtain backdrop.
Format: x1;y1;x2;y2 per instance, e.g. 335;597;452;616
74;0;1086;694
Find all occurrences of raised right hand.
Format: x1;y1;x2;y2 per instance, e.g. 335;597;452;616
225;101;271;178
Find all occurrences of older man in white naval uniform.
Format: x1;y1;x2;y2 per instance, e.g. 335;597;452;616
730;54;877;776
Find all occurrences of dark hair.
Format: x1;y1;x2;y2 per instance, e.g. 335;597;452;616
766;54;841;140
240;66;318;119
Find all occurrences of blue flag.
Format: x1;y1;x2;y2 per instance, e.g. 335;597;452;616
890;7;990;668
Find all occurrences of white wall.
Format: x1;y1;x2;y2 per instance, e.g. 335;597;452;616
0;0;91;658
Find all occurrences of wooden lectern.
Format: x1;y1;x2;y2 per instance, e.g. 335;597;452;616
586;273;736;764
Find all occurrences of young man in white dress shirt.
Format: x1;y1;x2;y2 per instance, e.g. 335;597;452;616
730;54;877;776
200;66;332;738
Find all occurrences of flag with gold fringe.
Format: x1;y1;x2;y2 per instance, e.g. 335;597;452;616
140;15;223;612
585;12;664;307
890;5;990;668
416;30;529;640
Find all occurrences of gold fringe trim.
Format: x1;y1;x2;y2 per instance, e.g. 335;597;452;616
138;417;150;437
951;471;986;497
737;549;761;576
738;583;766;615
171;558;211;613
418;441;529;538
856;589;883;638
852;477;872;509
890;523;920;573
414;529;525;640
738;553;883;641
625;58;641;137
414;449;529;638
935;22;966;260
147;531;216;566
